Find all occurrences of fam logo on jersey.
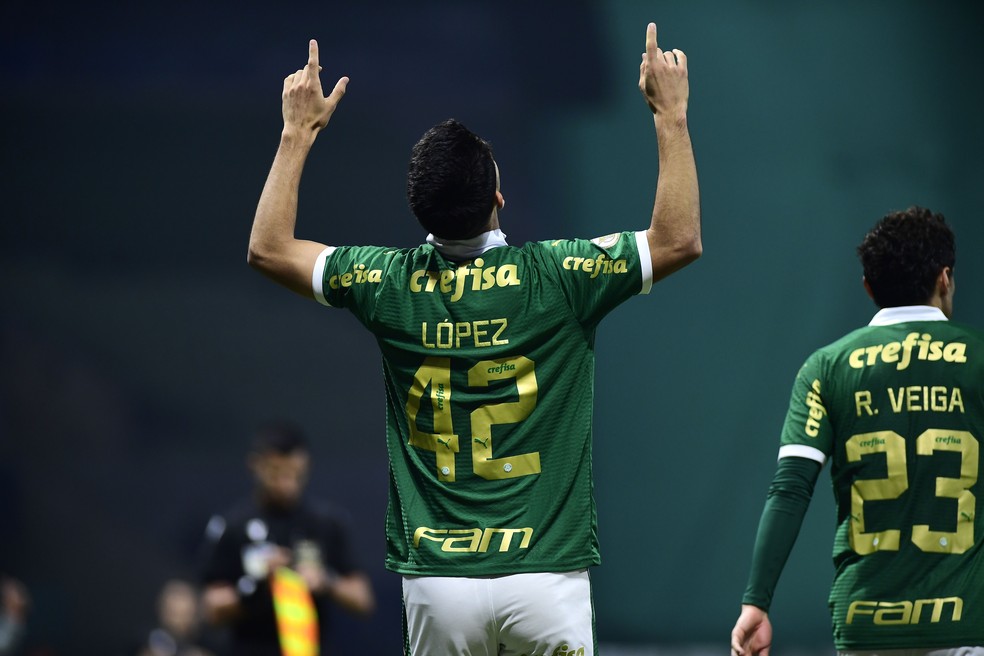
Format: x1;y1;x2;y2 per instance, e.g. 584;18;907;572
409;258;521;303
413;526;533;553
848;332;968;371
846;596;963;626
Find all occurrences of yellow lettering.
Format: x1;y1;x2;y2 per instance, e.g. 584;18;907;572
455;321;472;348
497;264;521;286
421;323;436;349
873;601;912;625
906;385;923;411
912;597;962;623
473;320;491;347
477;527;534;553
451;264;469;302
846;334;967;370
436;321;453;348
440;270;454;294
888;388;904;413
951;387;965;413
898;333;919;370
491;318;509;345
441;528;483;552
855;390;874;416
846;601;877;624
881;342;901;363
944;342;968;363
415;526;535;554
413;527;446;547
846;597;963;625
804;381;826;437
410;270;426;292
481;267;496;289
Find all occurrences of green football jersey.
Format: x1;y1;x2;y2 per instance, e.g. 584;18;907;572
314;232;651;576
778;309;984;649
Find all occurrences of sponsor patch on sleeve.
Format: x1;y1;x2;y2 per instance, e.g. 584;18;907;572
590;233;621;248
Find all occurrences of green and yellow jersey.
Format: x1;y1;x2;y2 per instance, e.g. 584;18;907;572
779;306;984;650
313;231;652;576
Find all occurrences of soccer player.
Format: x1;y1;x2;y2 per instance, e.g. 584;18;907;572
731;207;984;656
248;23;700;655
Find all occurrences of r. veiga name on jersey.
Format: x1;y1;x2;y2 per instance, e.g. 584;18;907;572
848;332;968;370
327;254;630;303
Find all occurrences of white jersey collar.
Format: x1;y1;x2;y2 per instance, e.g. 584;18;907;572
426;229;508;260
868;305;948;326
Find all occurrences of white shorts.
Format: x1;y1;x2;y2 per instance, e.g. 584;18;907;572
839;649;984;656
402;569;594;656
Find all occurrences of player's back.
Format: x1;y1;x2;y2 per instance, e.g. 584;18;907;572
815;319;984;649
316;233;649;576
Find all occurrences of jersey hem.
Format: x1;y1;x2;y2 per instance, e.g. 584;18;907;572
384;557;600;577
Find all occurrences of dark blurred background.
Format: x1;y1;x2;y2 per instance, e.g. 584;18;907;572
2;1;982;654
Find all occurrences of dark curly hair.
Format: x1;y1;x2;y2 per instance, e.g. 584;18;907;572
407;119;497;239
857;206;955;308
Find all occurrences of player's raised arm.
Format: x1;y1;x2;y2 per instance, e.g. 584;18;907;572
638;23;701;282
247;39;350;297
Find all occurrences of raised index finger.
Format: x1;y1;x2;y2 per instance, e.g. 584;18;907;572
307;39;320;75
645;23;658;56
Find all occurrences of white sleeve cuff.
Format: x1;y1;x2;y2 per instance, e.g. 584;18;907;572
312;246;337;307
635;231;653;295
778;444;827;466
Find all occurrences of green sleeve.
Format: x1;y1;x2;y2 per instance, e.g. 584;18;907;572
741;456;823;611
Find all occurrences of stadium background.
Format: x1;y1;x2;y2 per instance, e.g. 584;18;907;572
2;0;982;653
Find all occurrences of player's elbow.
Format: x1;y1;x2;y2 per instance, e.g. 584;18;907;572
247;240;274;273
679;236;702;264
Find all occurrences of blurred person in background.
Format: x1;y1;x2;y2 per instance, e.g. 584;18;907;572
0;574;29;655
199;421;374;656
134;579;214;656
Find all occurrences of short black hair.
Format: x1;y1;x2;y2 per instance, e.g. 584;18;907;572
249;420;308;456
407;119;497;239
857;206;956;308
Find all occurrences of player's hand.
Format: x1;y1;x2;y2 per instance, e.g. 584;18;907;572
638;23;688;119
282;39;348;136
731;604;772;656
